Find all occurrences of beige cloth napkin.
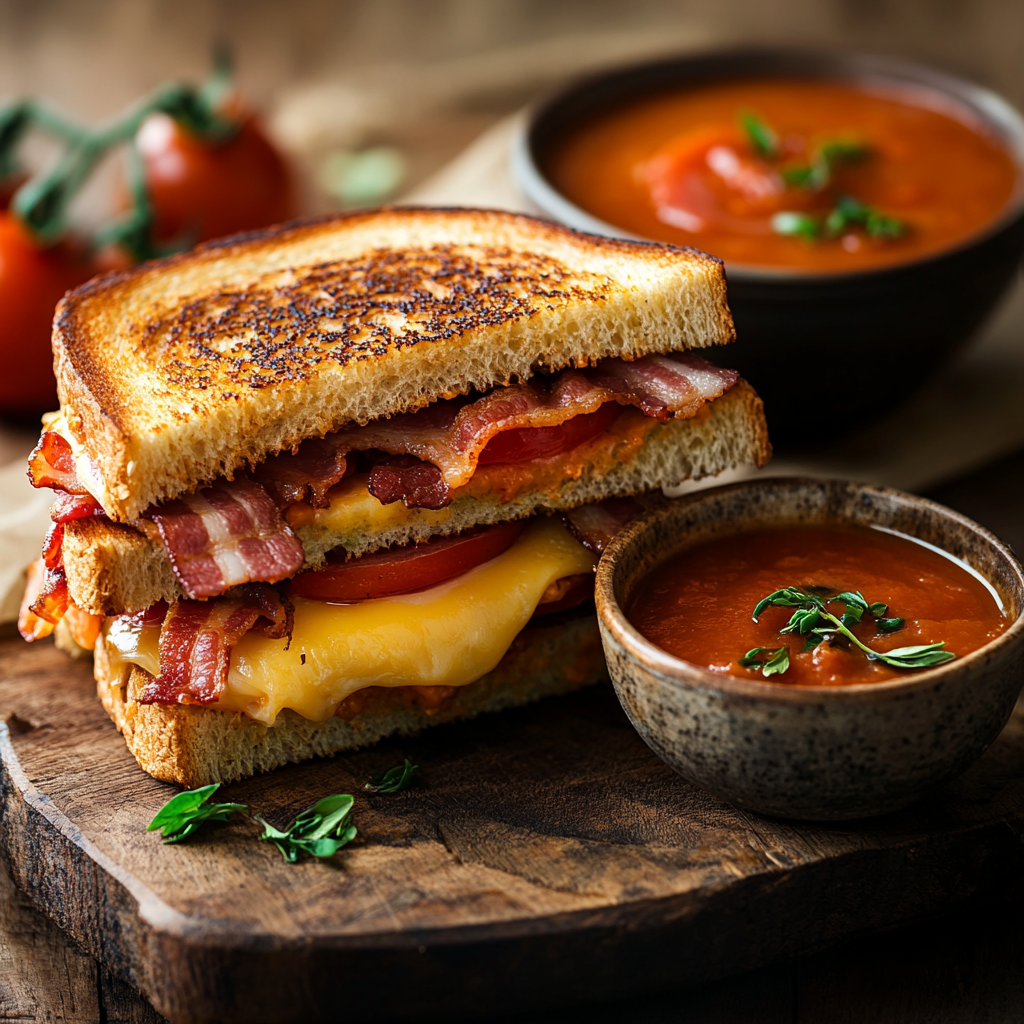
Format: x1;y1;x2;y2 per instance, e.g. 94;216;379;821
0;460;52;624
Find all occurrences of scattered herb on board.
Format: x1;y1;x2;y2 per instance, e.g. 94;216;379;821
148;786;359;863
146;784;248;844
738;586;954;678
256;794;358;863
364;759;420;794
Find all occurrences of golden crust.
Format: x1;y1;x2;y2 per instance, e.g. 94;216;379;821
53;208;734;521
95;613;609;787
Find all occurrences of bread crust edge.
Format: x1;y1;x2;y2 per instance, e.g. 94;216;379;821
95;612;608;787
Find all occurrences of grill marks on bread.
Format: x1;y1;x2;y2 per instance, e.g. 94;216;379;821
53;208;735;521
146;246;606;398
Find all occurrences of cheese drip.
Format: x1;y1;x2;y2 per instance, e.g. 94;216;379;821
102;518;596;725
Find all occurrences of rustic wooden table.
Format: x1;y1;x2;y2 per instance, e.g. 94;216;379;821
3;848;1024;1024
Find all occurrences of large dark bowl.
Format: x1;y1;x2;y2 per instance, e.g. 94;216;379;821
514;50;1024;441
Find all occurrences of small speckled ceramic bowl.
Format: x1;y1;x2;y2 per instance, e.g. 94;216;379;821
595;478;1024;820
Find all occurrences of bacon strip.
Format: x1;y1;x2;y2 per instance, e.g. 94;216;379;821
562;496;652;555
141;478;305;600
27;432;90;494
50;492;105;523
18;558;70;641
329;353;737;496
136;585;293;706
250;436;349;509
367;455;450;510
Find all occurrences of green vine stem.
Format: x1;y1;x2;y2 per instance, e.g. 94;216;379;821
0;47;237;257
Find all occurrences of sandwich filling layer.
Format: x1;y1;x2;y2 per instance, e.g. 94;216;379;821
100;517;596;725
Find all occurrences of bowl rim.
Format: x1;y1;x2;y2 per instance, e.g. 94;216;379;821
513;45;1024;284
595;476;1024;703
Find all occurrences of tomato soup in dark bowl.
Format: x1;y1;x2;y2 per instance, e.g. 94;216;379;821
594;478;1024;820
515;50;1024;438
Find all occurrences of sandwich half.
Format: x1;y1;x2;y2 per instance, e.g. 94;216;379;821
20;208;770;786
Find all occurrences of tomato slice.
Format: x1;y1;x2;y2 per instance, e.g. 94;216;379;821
289;520;526;602
477;402;621;465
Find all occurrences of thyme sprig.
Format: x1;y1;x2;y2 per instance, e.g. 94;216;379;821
740;586;955;678
256;794;358;863
364;759;420;794
146;783;248;844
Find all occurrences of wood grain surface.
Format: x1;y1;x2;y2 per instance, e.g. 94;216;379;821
3;623;1024;1024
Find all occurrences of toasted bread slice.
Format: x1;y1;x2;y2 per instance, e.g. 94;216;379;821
95;612;607;787
64;383;769;615
54;208;733;522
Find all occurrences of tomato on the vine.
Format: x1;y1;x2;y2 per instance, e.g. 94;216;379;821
477;402;622;465
136;112;295;246
0;214;97;413
289;521;526;603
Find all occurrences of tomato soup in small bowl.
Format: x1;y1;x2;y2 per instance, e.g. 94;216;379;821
515;50;1024;438
594;478;1024;820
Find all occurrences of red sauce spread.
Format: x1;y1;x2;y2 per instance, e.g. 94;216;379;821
545;79;1019;272
627;524;1007;686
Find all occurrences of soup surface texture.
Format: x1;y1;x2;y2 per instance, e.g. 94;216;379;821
546;79;1018;271
626;524;1006;686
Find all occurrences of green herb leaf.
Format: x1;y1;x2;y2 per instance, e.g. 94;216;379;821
257;793;357;863
876;617;905;633
872;642;956;669
823;194;906;240
771;211;820;240
740;110;779;159
739;646;772;667
869;602;889;617
744;585;954;674
780;605;821;635
780;163;820;189
865;209;905;239
762;646;790;676
753;587;824;619
147;784;248;845
819;139;870;164
739;646;790;676
365;759;420;794
831;591;869;612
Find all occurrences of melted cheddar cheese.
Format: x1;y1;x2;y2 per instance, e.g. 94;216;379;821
102;518;596;725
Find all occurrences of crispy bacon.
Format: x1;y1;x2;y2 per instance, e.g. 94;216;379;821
562;496;650;555
50;492;105;522
141;478;305;600
250;436;349;508
18;558;70;641
136;585;293;706
329;353;738;499
367;455;450;510
27;431;90;494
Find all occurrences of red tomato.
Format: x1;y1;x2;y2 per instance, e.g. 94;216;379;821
0;213;96;414
137;112;295;246
290;521;526;602
478;402;621;465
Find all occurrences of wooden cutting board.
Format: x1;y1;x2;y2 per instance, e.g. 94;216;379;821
2;632;1024;1024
